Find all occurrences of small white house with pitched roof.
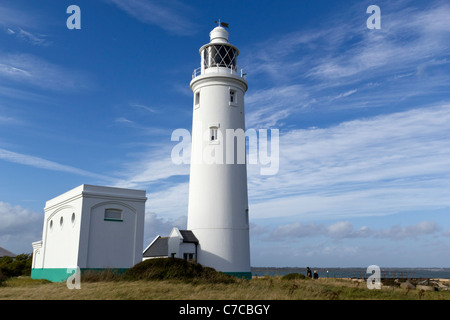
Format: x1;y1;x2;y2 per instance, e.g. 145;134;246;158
143;227;198;262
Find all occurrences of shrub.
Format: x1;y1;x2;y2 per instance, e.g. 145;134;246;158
0;269;6;286
123;258;236;284
0;253;32;279
282;273;307;280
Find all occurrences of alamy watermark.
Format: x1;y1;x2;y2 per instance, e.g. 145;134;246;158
171;123;279;176
367;5;381;29
65;4;380;31
66;5;81;30
366;265;381;289
67;266;81;289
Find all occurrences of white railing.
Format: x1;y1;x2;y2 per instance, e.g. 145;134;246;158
192;67;202;79
192;67;247;80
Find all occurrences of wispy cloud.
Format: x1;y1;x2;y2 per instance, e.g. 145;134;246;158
0;3;52;47
0;148;112;181
0;114;23;128
0;84;57;104
246;84;313;128
331;89;358;101
242;1;450;127
112;102;450;223
113;116;172;136
248;103;450;220
105;0;199;35
0;3;40;30
305;2;450;82
115;117;135;125
113;143;189;190
14;28;51;46
0;54;94;91
267;220;442;242
3;26;51;46
129;103;159;114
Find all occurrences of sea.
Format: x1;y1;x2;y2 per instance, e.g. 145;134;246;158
251;267;450;279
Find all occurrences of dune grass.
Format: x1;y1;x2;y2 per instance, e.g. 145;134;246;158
1;276;449;300
1;259;449;300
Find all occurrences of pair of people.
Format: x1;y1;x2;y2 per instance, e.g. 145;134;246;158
306;267;319;279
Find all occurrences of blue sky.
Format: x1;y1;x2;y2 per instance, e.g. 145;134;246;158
1;0;449;267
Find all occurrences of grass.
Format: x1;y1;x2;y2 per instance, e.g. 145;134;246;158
1;260;449;300
1;276;450;300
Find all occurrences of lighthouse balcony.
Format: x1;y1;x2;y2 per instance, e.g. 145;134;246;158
192;66;247;80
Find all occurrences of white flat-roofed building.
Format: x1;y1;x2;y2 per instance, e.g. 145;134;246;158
31;184;147;282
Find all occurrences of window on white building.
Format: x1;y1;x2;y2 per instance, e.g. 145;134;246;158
183;253;194;261
104;209;123;221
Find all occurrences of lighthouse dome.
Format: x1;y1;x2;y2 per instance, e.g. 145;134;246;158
209;26;229;44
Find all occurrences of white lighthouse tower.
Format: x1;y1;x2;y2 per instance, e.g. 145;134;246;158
187;24;251;279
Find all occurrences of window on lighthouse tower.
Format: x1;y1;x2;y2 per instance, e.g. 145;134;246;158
195;92;200;106
229;89;238;107
210;126;218;142
230;90;235;103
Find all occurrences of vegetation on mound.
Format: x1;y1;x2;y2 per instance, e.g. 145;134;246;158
281;273;308;280
0;254;33;286
81;258;236;284
123;258;236;283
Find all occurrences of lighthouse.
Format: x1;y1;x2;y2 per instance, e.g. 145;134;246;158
187;24;251;279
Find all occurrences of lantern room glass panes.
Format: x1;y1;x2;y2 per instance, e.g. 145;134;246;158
203;44;237;71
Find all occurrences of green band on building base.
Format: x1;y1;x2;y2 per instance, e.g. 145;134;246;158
32;268;252;282
31;268;128;282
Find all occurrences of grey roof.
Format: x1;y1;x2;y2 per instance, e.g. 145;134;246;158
0;247;16;258
142;230;199;258
143;237;168;258
180;230;199;243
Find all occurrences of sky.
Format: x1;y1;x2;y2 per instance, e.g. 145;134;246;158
0;0;449;268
